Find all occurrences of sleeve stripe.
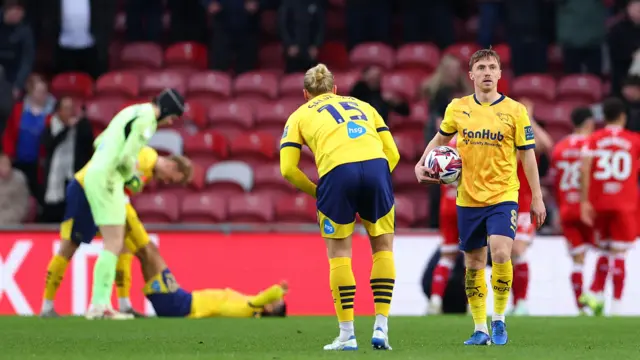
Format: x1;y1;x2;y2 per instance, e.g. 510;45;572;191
517;144;536;150
376;126;389;132
439;129;457;136
280;142;302;149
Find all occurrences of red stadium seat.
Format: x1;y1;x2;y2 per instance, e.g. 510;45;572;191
333;70;360;95
229;132;277;163
252;163;296;199
180;193;227;223
207;101;254;137
444;43;481;63
412;192;430;227
279;72;305;97
188;163;206;191
119;42;163;69
349;42;395;69
84;98;126;131
493;43;511;69
95;71;140;99
132;193;179;223
205;161;254;193
510;74;556;104
389;102;429;144
382;72;418;101
139;71;186;97
182;100;207;129
51;72;93;99
187;71;232;100
392;163;425;195
164;42;208;70
394;195;417;228
233;71;279;100
548;45;564;75
395;43;440;73
227;193;274;223
301;163;318;183
254;99;301;137
393;133;417;164
259;42;284;70
557;74;602;104
183;130;229;162
534;102;576;126
318;41;350;70
275;193;317;223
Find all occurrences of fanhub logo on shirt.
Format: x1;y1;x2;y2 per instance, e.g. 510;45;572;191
461;128;504;146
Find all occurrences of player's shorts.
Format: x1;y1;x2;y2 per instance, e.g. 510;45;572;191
439;213;459;253
457;201;519;252
561;220;594;255
83;167;126;226
515;212;535;242
145;268;193;317
316;158;395;239
60;179;98;245
594;210;637;250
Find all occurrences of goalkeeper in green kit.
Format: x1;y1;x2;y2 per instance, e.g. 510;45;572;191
84;88;185;320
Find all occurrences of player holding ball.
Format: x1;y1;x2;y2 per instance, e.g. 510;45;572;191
415;48;546;346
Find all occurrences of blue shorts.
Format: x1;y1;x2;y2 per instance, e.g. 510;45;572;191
316;158;395;238
145;269;193;317
457;201;519;252
60;180;98;246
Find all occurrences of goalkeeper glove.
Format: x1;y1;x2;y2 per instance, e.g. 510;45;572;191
125;174;146;194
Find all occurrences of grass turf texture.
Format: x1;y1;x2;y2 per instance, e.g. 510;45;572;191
3;316;639;359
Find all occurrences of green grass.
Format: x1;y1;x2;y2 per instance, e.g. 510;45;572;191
3;316;639;359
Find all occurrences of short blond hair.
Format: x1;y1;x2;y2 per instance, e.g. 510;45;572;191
304;63;334;96
168;155;193;185
468;48;501;71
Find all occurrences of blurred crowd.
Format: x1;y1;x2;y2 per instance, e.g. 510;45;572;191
0;0;640;227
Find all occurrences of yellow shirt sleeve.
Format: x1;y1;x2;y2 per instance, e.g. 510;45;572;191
439;101;458;136
372;106;400;172
515;104;536;150
279;114;316;197
280;113;304;148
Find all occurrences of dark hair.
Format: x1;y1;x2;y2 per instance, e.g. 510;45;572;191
570;107;593;128
3;0;24;9
261;302;287;317
602;97;626;123
469;47;501;71
623;75;640;88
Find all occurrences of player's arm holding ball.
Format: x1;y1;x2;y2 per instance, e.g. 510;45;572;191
516;104;547;228
415;102;457;184
280;113;317;198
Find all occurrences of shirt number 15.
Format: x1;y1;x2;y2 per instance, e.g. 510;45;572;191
318;101;368;124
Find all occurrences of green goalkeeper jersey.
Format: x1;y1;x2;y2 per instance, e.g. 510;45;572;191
90;103;157;180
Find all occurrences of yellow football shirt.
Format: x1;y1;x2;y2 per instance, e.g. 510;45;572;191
439;94;535;207
280;93;390;178
75;146;158;187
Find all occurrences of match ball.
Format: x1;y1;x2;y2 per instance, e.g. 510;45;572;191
424;146;462;184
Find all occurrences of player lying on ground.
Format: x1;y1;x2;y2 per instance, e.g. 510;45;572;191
280;64;400;351
41;147;192;318
579;98;640;316
83;88;185;320
550;106;595;315
416;48;546;346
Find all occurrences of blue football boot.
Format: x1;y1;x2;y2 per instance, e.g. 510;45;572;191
491;320;508;345
464;331;491;345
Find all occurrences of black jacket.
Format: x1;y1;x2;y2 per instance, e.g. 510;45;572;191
41;117;94;186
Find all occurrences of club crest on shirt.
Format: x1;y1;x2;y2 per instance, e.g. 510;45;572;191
496;112;511;124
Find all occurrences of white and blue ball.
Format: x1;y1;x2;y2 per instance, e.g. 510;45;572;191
424;146;462;184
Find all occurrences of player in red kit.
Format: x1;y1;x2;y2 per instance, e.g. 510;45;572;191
428;137;459;314
550;107;595;314
580;98;640;316
511;100;554;315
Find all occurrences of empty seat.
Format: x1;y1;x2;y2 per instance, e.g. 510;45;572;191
139;71;186;97
391;163;424;195
164;42;208;70
229;132;277;162
394;195;417;228
275;194;317;223
252;163;296;198
180;193;227;223
84;98;126;130
533;102;576;127
119;42;163;69
207;101;254;136
132;193;179;223
258;42;284;70
557;74;602;104
187;71;232;100
390;102;429;144
233;71;279;100
318;41;349;70
205;161;253;193
332;71;360;95
395;43;440;72
279;73;305;97
443;43;481;63
511;74;556;104
349;42;395;69
183;130;229;161
412;192;430;227
148;129;183;155
95;71;140;98
254;99;300;137
493;43;511;69
51;72;93;99
227;193;274;222
182;100;207;129
393;133;417;163
381;72;418;101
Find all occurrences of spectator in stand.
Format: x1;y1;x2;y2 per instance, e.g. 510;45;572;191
505;0;548;76
279;0;325;74
0;0;34;97
477;0;504;49
608;0;640;95
40;96;94;223
0;152;29;225
0;65;14;151
2;75;56;201
345;0;391;49
350;65;410;123
43;0;116;78
556;0;606;76
167;0;208;43
126;0;163;42
401;0;454;49
202;0;262;74
622;76;640;132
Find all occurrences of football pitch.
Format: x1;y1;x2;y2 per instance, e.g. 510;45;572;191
3;316;639;359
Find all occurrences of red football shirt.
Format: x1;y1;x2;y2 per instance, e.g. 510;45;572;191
517;154;541;213
551;134;588;221
583;126;640;212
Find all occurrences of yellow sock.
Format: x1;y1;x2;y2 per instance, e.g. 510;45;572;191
115;253;133;299
491;260;513;317
329;257;356;323
370;251;395;317
465;268;488;328
43;255;69;301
